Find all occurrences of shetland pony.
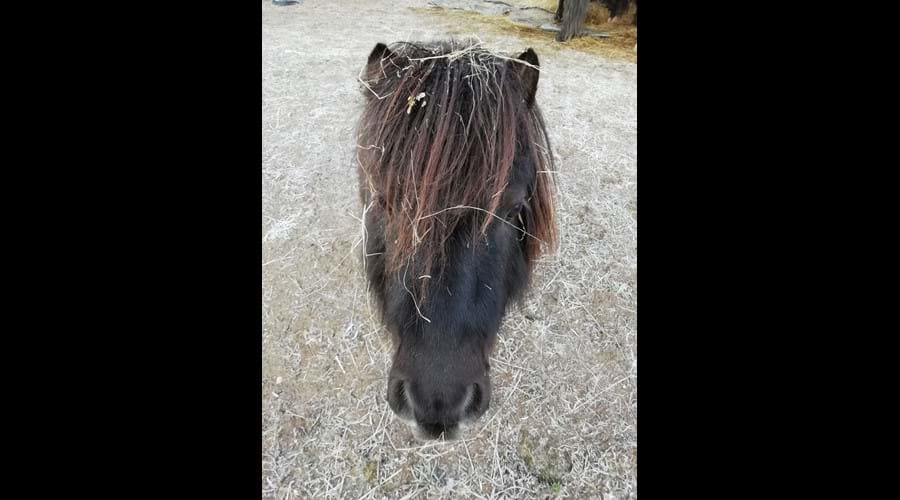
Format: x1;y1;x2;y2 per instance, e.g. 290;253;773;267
356;40;556;440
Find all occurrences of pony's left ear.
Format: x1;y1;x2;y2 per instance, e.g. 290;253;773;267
510;48;540;107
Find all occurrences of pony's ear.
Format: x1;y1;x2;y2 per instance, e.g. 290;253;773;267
367;42;392;66
362;42;394;93
510;48;540;107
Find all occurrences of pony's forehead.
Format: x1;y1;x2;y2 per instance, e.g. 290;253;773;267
369;42;529;106
389;40;490;55
383;40;517;67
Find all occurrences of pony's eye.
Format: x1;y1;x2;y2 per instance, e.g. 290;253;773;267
505;202;525;221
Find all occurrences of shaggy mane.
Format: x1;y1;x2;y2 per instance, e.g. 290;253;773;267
357;40;556;300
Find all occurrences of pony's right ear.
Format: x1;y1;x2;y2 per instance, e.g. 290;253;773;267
368;43;392;66
362;43;394;92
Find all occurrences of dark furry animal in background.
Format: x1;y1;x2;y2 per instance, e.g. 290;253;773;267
356;40;557;440
555;0;637;42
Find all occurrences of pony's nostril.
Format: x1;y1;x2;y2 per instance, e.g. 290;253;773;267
465;383;483;417
387;378;408;416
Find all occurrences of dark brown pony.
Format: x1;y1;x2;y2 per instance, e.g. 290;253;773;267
356;40;557;440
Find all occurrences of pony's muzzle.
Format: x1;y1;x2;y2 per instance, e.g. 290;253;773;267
386;376;489;440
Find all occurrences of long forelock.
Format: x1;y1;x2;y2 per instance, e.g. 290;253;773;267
358;40;555;300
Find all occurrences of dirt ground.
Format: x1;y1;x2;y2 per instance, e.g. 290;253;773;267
262;1;636;498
